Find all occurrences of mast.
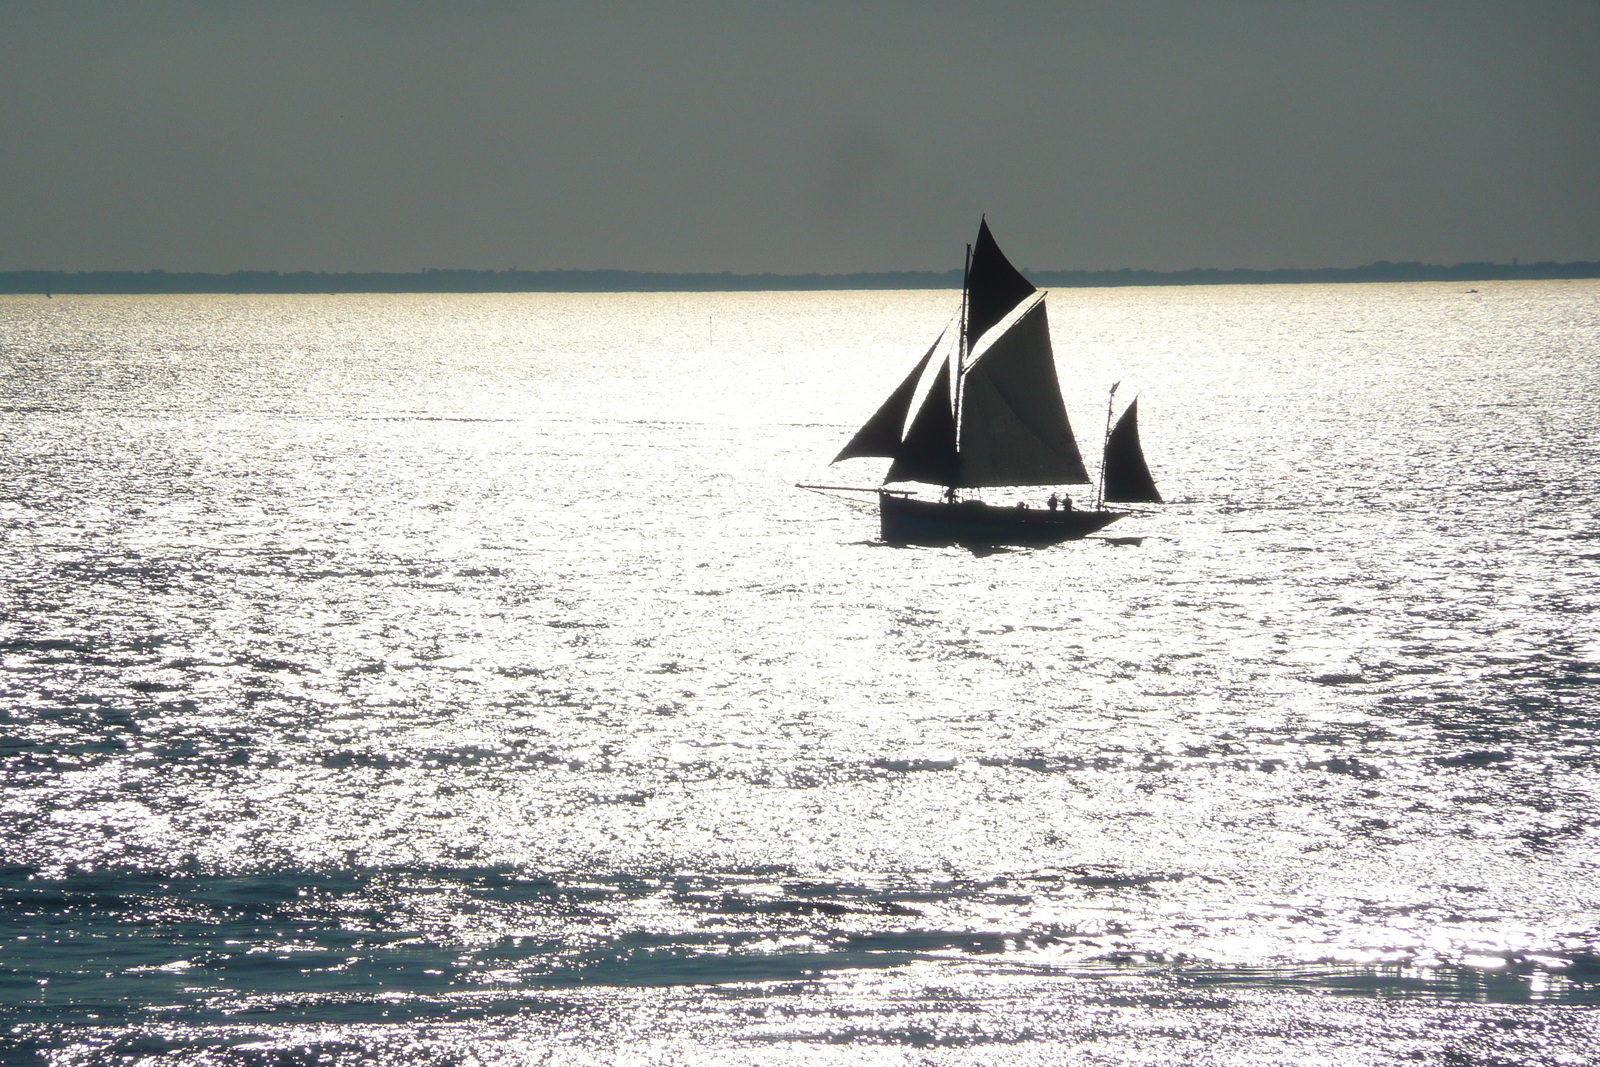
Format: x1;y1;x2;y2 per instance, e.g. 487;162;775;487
1098;381;1119;510
952;241;972;500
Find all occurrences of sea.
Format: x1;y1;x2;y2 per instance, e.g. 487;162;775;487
2;281;1598;1065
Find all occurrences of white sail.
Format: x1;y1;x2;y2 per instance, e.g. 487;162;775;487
955;300;1089;487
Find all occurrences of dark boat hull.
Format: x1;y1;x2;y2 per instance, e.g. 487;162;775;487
879;492;1123;546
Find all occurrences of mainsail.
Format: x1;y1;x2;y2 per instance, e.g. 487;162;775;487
965;218;1037;351
832;331;944;462
1102;399;1162;503
955;300;1089;487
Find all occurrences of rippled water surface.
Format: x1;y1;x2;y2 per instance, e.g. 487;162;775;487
3;284;1599;1064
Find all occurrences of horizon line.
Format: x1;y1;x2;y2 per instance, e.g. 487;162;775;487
3;259;1598;295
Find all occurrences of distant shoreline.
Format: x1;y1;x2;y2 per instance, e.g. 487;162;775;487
3;261;1597;295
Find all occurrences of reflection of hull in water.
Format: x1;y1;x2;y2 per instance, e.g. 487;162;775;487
879;492;1123;546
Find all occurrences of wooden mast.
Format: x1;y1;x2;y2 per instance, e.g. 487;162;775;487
1097;381;1119;510
951;240;972;502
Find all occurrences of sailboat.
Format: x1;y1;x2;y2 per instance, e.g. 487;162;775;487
818;219;1162;546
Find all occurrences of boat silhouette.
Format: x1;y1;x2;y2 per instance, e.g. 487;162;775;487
813;219;1161;546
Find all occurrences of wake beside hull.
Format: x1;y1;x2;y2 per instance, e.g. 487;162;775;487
879;492;1123;546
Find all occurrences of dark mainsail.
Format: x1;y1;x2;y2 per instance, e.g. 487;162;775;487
964;218;1037;351
1102;399;1162;503
833;332;944;462
884;359;958;486
954;300;1089;487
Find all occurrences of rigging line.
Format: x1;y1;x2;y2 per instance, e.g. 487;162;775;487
796;484;912;496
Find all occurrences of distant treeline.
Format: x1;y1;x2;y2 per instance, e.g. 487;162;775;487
3;261;1598;295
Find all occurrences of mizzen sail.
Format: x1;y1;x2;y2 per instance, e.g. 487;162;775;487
955;300;1089;487
1102;399;1162;503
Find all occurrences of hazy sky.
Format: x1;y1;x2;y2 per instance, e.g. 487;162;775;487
3;1;1597;273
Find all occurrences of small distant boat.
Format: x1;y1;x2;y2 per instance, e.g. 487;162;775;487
813;219;1162;546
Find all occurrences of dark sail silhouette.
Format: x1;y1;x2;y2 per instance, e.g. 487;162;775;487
1102;399;1162;503
820;219;1164;545
833;332;944;462
880;300;1085;490
955;300;1088;487
884;359;958;486
964;217;1037;351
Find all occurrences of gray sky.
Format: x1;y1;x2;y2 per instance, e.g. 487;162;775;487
3;1;1597;273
